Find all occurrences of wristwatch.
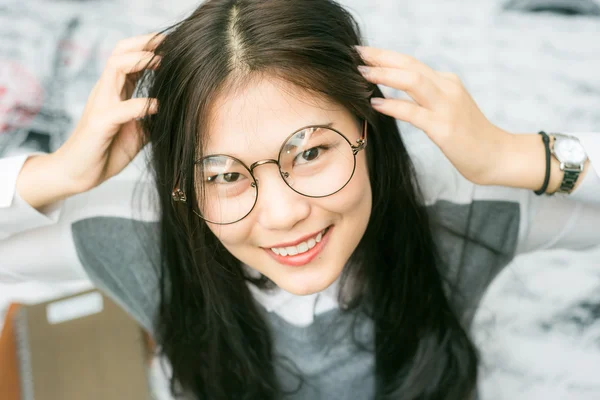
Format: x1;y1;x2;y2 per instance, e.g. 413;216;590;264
550;133;588;194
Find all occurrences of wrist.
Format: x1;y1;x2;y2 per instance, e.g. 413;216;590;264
15;152;81;210
487;131;562;192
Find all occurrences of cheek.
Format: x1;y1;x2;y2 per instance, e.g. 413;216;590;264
207;221;254;248
324;155;371;216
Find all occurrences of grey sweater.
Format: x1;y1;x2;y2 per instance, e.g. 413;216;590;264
70;197;520;399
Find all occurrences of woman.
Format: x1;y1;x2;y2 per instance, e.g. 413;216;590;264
1;0;599;399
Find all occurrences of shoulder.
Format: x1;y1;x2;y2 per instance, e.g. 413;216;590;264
71;216;160;332
401;125;523;274
400;128;522;323
68;150;162;331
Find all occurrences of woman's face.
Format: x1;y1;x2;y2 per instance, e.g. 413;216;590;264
203;77;372;296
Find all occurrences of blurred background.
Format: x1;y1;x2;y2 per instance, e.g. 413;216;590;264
0;0;599;399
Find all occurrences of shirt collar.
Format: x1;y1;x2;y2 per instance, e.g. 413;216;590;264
244;264;341;327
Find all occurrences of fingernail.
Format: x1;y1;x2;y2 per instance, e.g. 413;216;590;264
370;97;384;106
358;65;371;77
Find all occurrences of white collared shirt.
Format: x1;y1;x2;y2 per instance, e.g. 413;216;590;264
247;275;341;327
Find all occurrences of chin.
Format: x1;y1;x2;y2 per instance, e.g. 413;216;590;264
273;266;342;296
280;284;323;296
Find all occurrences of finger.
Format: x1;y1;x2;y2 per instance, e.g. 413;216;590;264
356;46;439;82
111;98;158;125
370;97;435;132
438;71;462;84
121;75;137;101
111;33;166;55
105;51;161;75
360;67;443;109
99;52;160;99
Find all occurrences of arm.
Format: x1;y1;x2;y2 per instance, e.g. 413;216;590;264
0;154;64;239
355;46;599;254
0;152;86;283
0;33;163;283
490;131;599;202
495;131;600;252
356;46;599;202
14;152;80;212
0;151;159;283
409;133;599;254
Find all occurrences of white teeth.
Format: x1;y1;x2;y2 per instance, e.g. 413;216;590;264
270;228;327;257
298;242;309;252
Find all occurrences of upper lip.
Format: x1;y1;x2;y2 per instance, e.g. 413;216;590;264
263;226;328;249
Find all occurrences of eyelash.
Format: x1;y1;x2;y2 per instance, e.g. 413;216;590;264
206;172;246;184
293;145;330;165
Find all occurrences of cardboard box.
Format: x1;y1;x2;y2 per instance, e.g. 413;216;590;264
0;290;152;400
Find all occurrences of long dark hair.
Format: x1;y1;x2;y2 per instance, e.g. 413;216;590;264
141;0;478;398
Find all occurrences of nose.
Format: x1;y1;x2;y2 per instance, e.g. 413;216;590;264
252;163;311;231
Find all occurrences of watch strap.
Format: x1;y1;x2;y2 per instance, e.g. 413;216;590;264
550;133;586;194
556;166;581;194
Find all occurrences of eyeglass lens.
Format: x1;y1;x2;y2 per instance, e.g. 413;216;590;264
195;126;357;224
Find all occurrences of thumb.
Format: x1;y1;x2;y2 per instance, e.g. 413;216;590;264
105;119;147;178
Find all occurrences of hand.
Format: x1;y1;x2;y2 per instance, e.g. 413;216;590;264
53;33;163;193
357;46;511;186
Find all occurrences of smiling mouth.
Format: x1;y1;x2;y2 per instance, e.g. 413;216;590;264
269;226;331;256
263;225;333;267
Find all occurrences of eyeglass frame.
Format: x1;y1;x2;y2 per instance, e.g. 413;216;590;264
171;119;368;225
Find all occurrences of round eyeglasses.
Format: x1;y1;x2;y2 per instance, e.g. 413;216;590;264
172;120;367;225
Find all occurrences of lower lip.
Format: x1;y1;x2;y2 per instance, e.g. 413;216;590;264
264;226;333;267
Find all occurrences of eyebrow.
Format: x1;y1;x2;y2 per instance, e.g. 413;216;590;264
285;122;336;140
282;121;335;137
203;121;337;159
281;123;334;152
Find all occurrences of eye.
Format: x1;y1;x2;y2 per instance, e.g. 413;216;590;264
294;146;327;165
207;172;244;184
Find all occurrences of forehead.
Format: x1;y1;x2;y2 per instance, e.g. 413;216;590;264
205;77;355;158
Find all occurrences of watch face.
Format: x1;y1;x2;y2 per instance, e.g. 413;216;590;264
554;137;587;164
